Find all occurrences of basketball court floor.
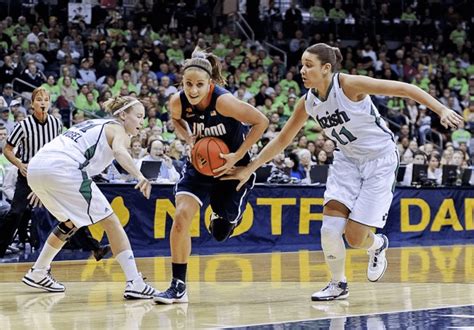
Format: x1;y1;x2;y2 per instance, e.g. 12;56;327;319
0;245;472;329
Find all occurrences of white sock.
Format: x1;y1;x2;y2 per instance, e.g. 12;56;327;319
116;250;140;282
368;232;384;251
321;215;347;283
33;242;63;270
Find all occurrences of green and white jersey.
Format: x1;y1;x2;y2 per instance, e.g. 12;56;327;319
38;119;117;176
304;73;395;161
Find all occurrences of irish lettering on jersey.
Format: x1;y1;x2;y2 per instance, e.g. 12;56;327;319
315;109;350;129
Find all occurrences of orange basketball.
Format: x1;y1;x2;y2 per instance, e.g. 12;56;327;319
191;137;230;176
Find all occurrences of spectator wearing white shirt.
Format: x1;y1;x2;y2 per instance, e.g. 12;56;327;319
138;139;179;182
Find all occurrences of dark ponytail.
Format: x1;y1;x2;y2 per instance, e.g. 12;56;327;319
306;43;343;72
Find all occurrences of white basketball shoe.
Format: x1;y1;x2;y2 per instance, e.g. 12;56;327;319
124;274;157;299
22;267;65;292
311;281;349;301
367;234;389;282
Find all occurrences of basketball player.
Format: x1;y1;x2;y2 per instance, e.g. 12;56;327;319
22;96;157;299
153;48;268;304
223;43;463;301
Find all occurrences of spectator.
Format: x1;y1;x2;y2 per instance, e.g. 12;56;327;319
402;151;427;186
427;153;442;185
138;139;179;182
20;61;46;91
0;83;15;107
40;75;60;103
23;43;48;72
77;58;97;86
283;1;303;38
60;76;78;104
451;121;471;149
0;106;14;133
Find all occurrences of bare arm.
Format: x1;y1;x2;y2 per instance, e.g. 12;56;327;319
248;97;308;172
106;124;151;198
4;143;28;176
222;97;309;190
341;74;464;128
216;94;269;161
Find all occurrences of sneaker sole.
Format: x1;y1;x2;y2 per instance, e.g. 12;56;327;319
124;290;156;300
311;292;349;301
153;295;189;305
22;277;65;292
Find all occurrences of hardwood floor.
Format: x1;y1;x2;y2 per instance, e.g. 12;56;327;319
0;245;472;329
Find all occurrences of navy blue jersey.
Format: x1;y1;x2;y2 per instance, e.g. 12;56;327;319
180;84;250;165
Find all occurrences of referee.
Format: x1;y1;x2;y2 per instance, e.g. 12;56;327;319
0;87;62;257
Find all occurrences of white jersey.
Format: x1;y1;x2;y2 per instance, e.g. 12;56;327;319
304;73;395;161
37;119;116;176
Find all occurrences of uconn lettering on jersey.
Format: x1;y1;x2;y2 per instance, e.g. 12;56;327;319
192;122;227;138
316;109;351;129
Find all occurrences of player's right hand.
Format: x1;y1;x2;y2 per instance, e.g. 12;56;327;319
135;176;151;199
27;192;42;208
19;163;28;177
220;166;253;191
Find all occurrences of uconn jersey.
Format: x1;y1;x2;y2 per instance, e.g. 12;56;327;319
180;84;250;166
38;119;116;176
304;73;396;161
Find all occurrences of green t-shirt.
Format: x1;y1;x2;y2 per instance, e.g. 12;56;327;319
40;83;61;103
328;8;346;20
449;29;466;46
448;77;468;96
166;48;184;64
310;6;326;21
451;129;471;145
112;80;139;96
401;12;417;22
278;80;301;96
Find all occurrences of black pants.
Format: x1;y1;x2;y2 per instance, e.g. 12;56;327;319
0;171;31;257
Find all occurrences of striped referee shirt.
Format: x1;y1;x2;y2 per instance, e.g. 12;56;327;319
7;114;63;163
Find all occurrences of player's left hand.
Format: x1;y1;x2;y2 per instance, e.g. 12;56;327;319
213;152;240;177
135;176;151;199
220;166;253;191
440;108;464;129
27;192;43;208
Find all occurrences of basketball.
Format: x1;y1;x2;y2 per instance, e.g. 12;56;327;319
191;137;229;176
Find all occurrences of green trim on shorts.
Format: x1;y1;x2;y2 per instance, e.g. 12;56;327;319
79;170;94;224
392;150;400;192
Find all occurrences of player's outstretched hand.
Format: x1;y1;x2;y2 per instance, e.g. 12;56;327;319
135;176;151;199
440;108;464;129
27;192;43;208
214;152;240;177
220;166;253;191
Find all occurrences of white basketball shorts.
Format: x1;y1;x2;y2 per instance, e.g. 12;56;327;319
27;154;114;228
324;149;399;228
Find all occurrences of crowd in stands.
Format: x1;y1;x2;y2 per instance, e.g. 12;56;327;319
0;0;473;189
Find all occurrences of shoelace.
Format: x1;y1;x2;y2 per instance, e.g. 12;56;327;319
323;281;339;292
368;251;380;268
46;269;60;284
162;284;179;297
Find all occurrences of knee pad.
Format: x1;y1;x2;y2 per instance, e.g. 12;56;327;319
208;213;235;242
320;216;347;245
52;222;78;242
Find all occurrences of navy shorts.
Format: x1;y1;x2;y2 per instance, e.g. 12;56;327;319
175;162;256;223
